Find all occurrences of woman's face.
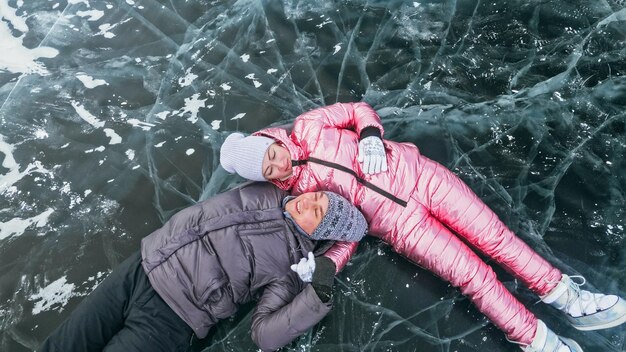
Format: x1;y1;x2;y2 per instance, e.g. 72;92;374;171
262;143;292;180
284;192;328;235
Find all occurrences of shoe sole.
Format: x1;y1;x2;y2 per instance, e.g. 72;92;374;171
561;337;583;352
573;312;626;331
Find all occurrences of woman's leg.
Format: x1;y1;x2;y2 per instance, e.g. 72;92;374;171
393;204;537;345
39;252;144;352
413;154;626;333
414;155;562;296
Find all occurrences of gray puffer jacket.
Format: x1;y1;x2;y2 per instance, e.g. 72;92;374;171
141;182;332;351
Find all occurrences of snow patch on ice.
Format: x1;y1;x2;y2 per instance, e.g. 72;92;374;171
103;128;122;144
30;276;75;314
155;111;170;120
0;208;54;240
76;73;108;88
245;73;262;88
76;9;104;21
34;129;49;139
316;18;333;28
127;119;155;131
85;146;106;153
71;101;105;128
97;23;116;38
0;134;51;193
178;69;198;87
180;93;207;124
0;0;27;32
0;1;59;74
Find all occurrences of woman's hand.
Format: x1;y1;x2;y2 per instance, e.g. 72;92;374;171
358;136;388;174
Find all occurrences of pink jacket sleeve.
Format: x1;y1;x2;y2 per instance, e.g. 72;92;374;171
295;102;385;137
322;241;359;273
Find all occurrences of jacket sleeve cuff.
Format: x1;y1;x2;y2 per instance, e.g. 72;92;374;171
322;241;358;273
359;126;382;140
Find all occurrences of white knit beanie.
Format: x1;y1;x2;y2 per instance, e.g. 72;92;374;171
220;132;274;181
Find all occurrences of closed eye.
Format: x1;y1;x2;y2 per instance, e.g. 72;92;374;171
264;149;273;177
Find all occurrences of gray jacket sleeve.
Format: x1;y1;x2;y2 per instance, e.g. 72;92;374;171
251;276;332;351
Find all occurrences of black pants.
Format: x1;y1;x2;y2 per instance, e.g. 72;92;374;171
39;251;194;352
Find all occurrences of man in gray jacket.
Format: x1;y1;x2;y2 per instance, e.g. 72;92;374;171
39;182;367;352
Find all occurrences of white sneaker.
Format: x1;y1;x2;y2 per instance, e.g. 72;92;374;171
541;274;626;331
520;320;582;352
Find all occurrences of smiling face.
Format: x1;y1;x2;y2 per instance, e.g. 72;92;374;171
261;143;292;181
284;192;328;235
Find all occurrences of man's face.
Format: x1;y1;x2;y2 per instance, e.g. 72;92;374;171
285;192;328;235
262;143;292;181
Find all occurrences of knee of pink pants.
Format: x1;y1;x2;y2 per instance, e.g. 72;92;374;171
391;224;538;344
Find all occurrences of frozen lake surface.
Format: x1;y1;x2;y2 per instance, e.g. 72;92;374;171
1;0;625;351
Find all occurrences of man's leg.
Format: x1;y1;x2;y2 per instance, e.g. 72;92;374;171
103;268;194;352
39;251;146;352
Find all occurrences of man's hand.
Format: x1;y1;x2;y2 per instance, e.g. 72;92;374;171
357;136;388;175
290;252;316;283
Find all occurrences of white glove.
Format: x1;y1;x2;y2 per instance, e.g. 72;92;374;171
290;252;316;283
357;136;388;175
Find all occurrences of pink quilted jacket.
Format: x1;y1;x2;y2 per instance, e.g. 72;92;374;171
256;102;454;268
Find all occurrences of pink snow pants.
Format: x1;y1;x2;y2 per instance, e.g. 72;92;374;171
388;156;562;345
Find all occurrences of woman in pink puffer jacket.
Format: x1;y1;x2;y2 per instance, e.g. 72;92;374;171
219;102;626;352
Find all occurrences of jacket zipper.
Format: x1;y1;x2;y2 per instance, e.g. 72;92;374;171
292;157;408;207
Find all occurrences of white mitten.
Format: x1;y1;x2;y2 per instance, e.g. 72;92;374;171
357;136;388;174
290;252;316;283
